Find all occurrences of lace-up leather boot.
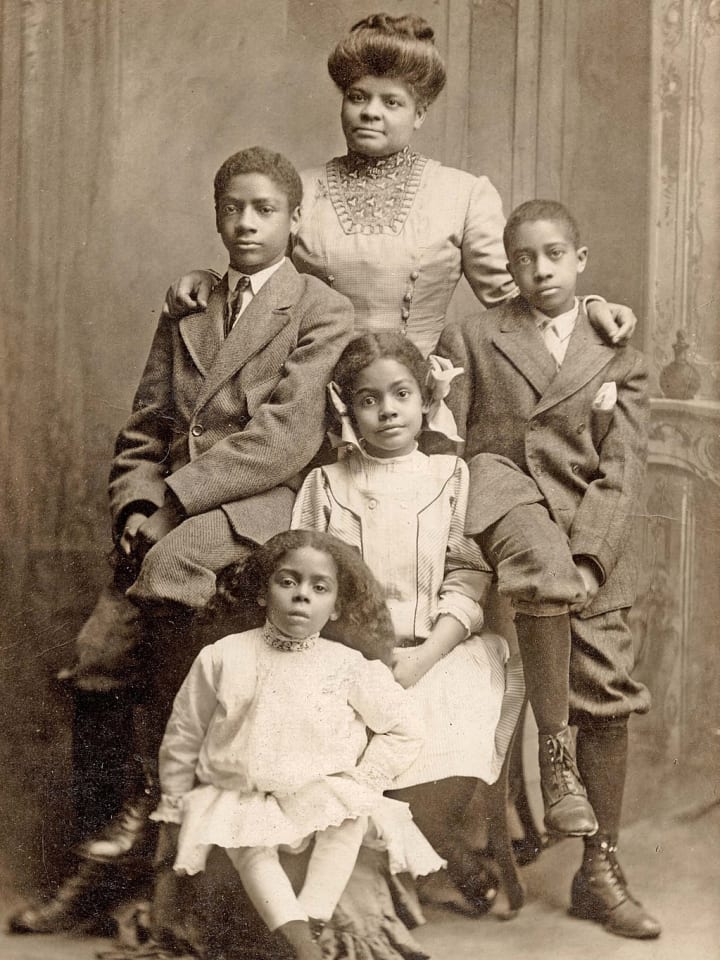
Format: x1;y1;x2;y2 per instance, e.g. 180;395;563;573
539;725;598;836
76;761;158;862
570;835;661;939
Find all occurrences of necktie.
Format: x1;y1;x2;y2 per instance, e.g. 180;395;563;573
537;316;566;369
224;275;251;337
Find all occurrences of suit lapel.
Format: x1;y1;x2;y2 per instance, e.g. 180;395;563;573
491;298;558;397
178;278;227;376
533;308;616;415
193;260;302;411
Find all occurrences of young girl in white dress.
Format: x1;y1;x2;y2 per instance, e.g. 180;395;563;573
291;332;525;906
150;529;443;960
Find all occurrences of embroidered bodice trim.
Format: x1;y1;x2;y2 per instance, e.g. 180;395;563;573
326;147;428;236
262;620;319;652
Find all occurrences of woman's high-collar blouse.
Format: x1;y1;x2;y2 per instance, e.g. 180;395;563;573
294;150;517;357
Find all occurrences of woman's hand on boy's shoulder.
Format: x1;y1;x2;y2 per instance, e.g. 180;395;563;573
161;270;216;319
586;299;637;346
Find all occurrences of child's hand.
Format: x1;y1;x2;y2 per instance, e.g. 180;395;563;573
392;645;432;689
161;270;215;319
571;560;601;611
120;512;151;557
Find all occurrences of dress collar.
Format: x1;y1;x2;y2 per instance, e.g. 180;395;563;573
343;145;419;174
262;619;319;652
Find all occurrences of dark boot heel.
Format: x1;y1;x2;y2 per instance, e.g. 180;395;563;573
569;836;661;940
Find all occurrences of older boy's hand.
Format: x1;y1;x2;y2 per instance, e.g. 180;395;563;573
571;559;602;612
586;300;637;346
120;512;151;557
161;270;215;319
133;498;186;561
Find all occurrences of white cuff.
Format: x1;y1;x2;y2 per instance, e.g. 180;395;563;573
150;793;185;824
436;591;483;635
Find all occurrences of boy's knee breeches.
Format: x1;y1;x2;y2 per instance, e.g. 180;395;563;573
569;609;651;723
476;503;586;616
127;508;245;609
68;510;253;693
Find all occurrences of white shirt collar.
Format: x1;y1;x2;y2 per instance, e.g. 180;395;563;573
531;297;580;340
227;257;285;297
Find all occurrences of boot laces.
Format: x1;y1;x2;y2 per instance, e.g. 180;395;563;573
587;839;628;903
545;734;580;790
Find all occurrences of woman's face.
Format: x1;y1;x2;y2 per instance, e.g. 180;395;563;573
341;76;426;157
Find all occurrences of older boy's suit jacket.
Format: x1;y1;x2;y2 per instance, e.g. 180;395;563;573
436;297;649;618
109;260;353;545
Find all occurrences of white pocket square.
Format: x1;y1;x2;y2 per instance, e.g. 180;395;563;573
592;381;617;411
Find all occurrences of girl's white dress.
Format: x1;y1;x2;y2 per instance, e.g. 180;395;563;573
151;627;444;878
292;448;525;788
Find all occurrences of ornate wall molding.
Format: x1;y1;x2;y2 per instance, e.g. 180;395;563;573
649;398;720;487
630;397;720;766
647;0;720;398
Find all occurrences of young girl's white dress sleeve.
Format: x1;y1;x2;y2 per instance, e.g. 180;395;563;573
152;643;222;823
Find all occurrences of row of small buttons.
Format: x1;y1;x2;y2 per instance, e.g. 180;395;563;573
325;269;421;332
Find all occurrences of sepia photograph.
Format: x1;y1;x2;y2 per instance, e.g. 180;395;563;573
1;1;718;958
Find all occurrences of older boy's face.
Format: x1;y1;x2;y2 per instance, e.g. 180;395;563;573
506;219;588;317
216;173;300;274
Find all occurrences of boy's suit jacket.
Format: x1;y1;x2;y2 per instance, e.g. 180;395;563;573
109;260;353;545
436;297;649;618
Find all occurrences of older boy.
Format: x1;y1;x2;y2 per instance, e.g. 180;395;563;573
11;147;353;934
437;200;659;939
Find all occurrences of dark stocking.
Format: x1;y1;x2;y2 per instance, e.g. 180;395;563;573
575;717;628;841
73;690;136;841
514;612;571;734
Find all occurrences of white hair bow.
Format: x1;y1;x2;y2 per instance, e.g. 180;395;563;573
425;355;463;442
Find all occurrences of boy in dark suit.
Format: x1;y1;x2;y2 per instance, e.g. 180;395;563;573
11;147;353;934
437;200;659;939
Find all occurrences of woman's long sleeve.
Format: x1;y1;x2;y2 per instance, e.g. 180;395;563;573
461;176;518;309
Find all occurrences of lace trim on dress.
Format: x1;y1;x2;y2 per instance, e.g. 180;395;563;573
326;147;428;236
262;620;319;652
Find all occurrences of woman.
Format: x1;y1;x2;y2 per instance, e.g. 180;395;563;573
165;13;636;355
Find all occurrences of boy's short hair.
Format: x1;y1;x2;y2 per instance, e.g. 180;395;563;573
503;199;581;255
214;147;303;211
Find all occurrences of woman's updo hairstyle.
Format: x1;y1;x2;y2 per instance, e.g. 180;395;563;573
328;12;447;107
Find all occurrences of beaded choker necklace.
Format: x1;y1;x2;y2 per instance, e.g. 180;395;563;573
262;619;319;652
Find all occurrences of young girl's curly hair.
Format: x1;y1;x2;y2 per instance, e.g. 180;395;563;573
333;331;430;411
203;530;396;665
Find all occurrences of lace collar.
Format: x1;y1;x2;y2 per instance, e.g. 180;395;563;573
326;146;427;235
262;619;318;652
343;145;419;175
